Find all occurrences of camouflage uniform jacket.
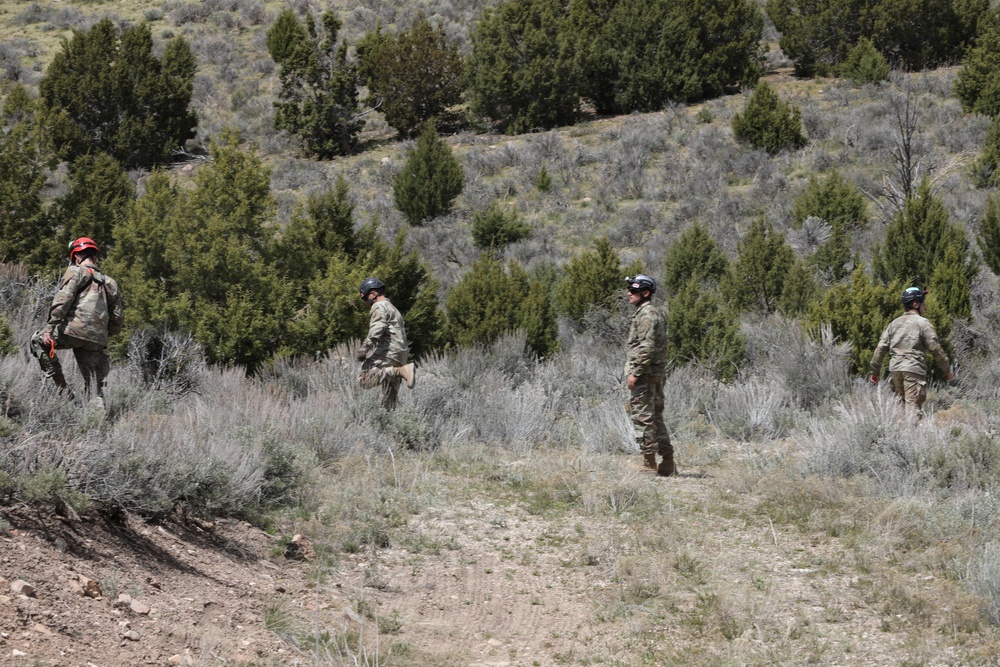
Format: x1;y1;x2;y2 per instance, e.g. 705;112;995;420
362;299;408;364
45;264;124;348
870;311;949;377
626;301;668;378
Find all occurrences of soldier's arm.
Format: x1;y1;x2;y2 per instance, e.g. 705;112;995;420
869;326;891;377
362;304;390;351
45;267;86;337
107;284;125;336
630;317;655;377
922;321;952;376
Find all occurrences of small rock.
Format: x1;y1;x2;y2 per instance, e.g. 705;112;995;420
0;577;7;589
168;656;184;665
274;584;286;593
146;577;161;590
31;623;53;636
123;630;140;641
10;580;34;597
114;594;133;608
11;648;26;657
68;581;85;597
77;575;102;599
283;534;314;562
130;599;151;615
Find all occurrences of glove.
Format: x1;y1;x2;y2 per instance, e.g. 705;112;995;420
355;346;368;362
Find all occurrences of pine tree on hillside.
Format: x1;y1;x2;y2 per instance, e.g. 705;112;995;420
791;171;868;231
553;237;622;322
39;19;197;169
356;13;465;138
466;0;580;133
662;222;729;296
731;81;806;154
471;203;532;253
266;10;361;158
839;37;890;86
51;153;134;261
0;85;56;272
807;267;900;375
872;180;975;290
723;217;796;313
393;122;464;225
444;254;529;348
979;192;1000;275
955;6;1000;117
667;279;746;381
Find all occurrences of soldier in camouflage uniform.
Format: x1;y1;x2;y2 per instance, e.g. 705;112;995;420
356;277;415;410
870;287;953;418
30;237;124;401
625;274;674;476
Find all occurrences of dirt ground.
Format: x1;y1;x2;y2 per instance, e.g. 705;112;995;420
1;456;996;667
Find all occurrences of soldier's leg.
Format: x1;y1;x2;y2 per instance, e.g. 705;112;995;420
889;371;906;403
629;376;657;468
901;371;927;420
73;346;110;399
380;373;402;411
29;330;70;394
652;376;675;476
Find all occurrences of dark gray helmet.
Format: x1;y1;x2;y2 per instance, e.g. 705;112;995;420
901;286;926;305
626;274;656;294
359;277;386;297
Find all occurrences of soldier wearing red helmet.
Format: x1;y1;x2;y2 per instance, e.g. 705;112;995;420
30;237;124;402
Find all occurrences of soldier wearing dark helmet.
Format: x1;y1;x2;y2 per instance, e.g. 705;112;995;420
356;277;415;410
870;286;953;418
30;237;124;401
625;274;674;476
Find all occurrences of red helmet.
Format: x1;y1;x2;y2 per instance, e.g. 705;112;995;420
68;237;99;261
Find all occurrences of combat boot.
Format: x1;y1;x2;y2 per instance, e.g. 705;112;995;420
643;452;657;470
657;455;676;477
396;363;416;389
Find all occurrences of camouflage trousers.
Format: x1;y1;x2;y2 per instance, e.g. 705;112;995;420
889;370;927;418
629;374;671;456
30;330;109;398
359;356;403;410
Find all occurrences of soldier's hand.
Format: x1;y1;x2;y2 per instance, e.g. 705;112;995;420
869;374;879;384
355;347;368;362
627;374;637;390
946;370;954;382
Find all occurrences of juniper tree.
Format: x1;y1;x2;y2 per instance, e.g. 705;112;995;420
778;257;820;316
445;255;558;359
466;0;580;133
872;180;975;289
266;9;361;158
979;192;1000;275
667;279;746;381
731;81;806;154
356;13;464;138
108;131;292;371
471;203;532;253
576;0;763;113
0;85;55;272
553;237;622;322
955;6;1000;116
723;217;796;313
839;37;890;86
662;221;728;296
792;171;869;231
273;177;356;298
393;122;464;225
807;267;900;375
50;152;134;260
39;19;197;169
973;114;1000;188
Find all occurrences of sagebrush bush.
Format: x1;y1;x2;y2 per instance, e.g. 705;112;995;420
707;377;793;441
